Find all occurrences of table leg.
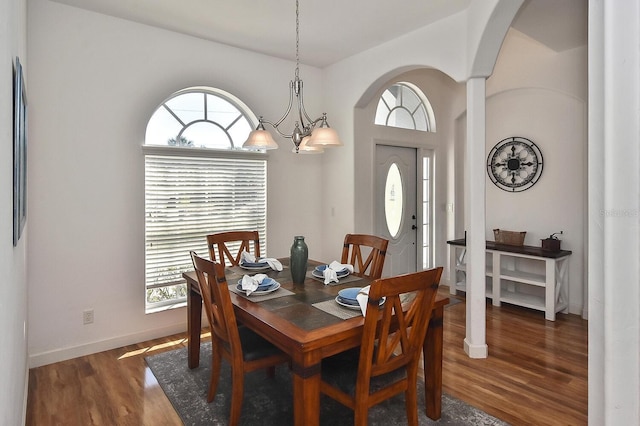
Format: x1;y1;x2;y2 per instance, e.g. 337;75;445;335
292;361;321;426
423;304;444;420
545;258;556;321
187;284;203;369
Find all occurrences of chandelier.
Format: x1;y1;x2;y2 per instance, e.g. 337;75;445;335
243;0;342;154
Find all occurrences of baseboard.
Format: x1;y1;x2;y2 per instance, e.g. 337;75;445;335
464;338;488;358
29;323;188;368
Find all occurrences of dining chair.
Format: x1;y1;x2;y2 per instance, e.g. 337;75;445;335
319;267;443;426
206;230;261;267
190;252;290;426
341;234;389;279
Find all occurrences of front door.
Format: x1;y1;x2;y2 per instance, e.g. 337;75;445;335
375;144;417;277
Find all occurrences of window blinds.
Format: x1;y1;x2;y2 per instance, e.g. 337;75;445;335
144;154;267;294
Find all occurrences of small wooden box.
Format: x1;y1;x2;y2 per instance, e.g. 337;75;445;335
541;238;561;252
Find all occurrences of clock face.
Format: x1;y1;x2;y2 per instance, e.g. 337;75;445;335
487;137;543;192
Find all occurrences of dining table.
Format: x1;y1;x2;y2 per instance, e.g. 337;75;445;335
183;258;449;426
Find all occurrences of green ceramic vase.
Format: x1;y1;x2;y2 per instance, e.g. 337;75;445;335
290;236;308;284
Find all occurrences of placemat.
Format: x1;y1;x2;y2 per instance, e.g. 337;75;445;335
228;284;294;302
307;271;364;286
312;299;363;320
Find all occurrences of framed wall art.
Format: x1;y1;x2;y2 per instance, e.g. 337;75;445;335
13;56;27;246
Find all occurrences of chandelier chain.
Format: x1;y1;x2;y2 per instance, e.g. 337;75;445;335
295;0;300;79
242;0;341;152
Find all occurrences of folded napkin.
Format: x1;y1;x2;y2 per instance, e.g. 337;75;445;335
240;273;268;296
240;251;283;271
323;260;355;285
356;285;370;316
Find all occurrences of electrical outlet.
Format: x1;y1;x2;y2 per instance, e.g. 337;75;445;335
83;309;94;325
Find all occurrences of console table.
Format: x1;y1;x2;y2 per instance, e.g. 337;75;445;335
447;239;572;321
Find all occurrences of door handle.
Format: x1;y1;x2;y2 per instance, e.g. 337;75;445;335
411;225;417;230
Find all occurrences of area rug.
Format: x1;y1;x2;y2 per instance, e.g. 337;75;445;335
445;297;463;308
146;343;508;426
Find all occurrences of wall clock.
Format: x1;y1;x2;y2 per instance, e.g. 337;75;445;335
487;136;543;192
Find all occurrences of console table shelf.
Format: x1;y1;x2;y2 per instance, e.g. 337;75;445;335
447;239;572;321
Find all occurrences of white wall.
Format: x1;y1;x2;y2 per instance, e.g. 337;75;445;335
454;29;588;316
489;30;587;316
320;4;504;261
324;10;589;320
589;0;640;423
27;0;328;366
0;0;28;423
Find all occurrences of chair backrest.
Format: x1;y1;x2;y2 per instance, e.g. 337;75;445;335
356;267;443;392
206;231;261;267
190;252;242;357
341;234;389;279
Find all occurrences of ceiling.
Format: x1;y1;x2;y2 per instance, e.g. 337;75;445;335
49;0;587;68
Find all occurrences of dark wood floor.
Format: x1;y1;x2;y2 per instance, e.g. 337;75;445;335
26;286;588;425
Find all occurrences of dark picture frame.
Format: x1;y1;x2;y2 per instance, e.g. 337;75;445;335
13;57;27;246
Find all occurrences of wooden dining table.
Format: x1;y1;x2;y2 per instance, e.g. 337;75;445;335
183;258;449;426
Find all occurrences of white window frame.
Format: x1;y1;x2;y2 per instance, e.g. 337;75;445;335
375;82;436;132
421;151;434;269
143;88;267;313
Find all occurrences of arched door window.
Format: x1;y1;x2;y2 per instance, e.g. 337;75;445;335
374;82;436;132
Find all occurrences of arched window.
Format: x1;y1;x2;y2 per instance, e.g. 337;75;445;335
145;87;256;149
143;87;267;312
374;82;435;132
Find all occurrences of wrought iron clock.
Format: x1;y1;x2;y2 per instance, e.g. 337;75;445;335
487;136;543;192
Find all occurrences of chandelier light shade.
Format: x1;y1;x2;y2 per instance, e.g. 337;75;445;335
243;0;342;154
307;115;343;147
293;136;324;154
243;120;278;150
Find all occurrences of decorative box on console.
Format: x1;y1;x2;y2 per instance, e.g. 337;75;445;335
493;229;526;246
541;238;561;252
541;231;563;252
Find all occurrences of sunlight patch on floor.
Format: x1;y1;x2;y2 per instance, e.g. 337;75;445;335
117;331;211;360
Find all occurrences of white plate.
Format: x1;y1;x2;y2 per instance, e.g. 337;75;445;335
335;295;385;310
235;281;280;295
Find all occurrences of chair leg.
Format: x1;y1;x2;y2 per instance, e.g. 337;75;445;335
207;345;223;402
405;364;419;426
405;388;418;426
229;364;245;426
354;404;369;426
352;394;369;426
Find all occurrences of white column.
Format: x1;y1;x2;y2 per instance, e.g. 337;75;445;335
589;0;640;423
464;77;488;358
587;0;605;423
